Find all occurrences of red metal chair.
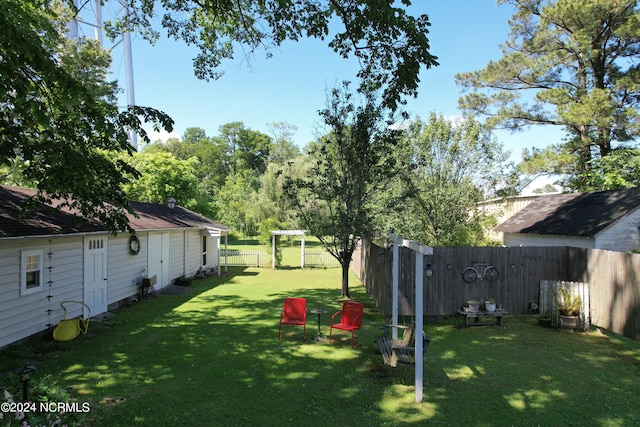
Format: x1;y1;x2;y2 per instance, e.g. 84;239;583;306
278;297;307;341
329;301;364;347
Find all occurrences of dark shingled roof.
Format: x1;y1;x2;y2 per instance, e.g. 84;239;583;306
495;187;640;237
0;185;230;239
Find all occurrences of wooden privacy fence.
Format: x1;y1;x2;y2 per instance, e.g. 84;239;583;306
351;239;640;341
570;248;640;340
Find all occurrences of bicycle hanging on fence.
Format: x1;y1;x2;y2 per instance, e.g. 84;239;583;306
462;264;499;283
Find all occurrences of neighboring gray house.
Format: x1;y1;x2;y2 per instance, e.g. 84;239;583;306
495;187;640;252
0;185;230;348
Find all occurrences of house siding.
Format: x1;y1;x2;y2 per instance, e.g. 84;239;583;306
0;185;230;348
107;233;148;307
0;229;226;348
184;230;202;278
0;237;85;348
595;208;640;252
170;231;185;281
503;233;596;249
208;236;220;272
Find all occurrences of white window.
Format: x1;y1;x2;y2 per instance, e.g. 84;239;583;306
21;249;44;295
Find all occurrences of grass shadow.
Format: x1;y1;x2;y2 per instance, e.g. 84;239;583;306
1;267;639;426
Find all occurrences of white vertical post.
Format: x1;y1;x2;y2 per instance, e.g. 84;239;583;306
272;234;276;269
94;0;103;44
415;252;424;403
224;234;228;273
122;3;137;149
390;233;432;404
66;0;79;40
392;242;399;340
217;235;221;276
301;233;305;269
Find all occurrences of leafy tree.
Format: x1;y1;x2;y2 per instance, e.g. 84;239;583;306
1;0;172;231
532;183;560;194
587;148;640;189
142;127;230;199
182;127;208;145
216;170;261;235
456;0;640;191
111;0;438;111
217;122;273;175
285;83;400;298
123;152;207;212
217;122;244;171
412;114;510;245
251;164;285;226
236;128;273;175
267;122;301;166
139;124;276;224
172;128;229;193
258;217;283;267
250;159;307;233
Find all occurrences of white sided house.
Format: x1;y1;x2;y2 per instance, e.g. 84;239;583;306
0;185;230;348
495;187;640;252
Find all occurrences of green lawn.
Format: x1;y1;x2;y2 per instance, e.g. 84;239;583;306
1;267;639;426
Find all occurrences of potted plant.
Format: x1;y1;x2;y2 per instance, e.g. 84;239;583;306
485;298;496;312
467;300;480;312
557;287;582;333
538;308;552;327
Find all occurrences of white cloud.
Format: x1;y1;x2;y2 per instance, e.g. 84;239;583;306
520;174;563;195
145;128;180;143
388;122;410;131
444;115;465;125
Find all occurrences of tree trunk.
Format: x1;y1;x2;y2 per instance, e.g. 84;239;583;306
577;125;592;190
341;253;351;298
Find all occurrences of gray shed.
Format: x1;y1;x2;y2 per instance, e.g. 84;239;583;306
0;185;230;348
495;187;640;252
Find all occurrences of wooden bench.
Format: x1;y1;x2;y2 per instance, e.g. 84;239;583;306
377;324;430;367
456;309;508;328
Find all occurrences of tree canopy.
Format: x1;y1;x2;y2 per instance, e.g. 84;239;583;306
394;114;510;246
3;0;437;232
1;0;172;231
456;0;640;191
284;83;401;297
123;151;205;211
112;0;438;111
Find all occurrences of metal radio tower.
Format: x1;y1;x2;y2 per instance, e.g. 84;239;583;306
66;0;138;149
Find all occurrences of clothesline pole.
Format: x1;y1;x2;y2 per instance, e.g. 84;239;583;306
390;234;433;403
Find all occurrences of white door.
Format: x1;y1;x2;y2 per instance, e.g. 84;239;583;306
84;236;108;316
148;233;170;289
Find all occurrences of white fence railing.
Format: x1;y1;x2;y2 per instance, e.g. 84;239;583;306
222;250;340;268
223;250;268;267
304;251;340;267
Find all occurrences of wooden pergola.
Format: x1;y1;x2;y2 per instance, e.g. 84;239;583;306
270;230;307;269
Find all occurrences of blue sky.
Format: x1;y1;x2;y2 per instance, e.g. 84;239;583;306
87;0;563;165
